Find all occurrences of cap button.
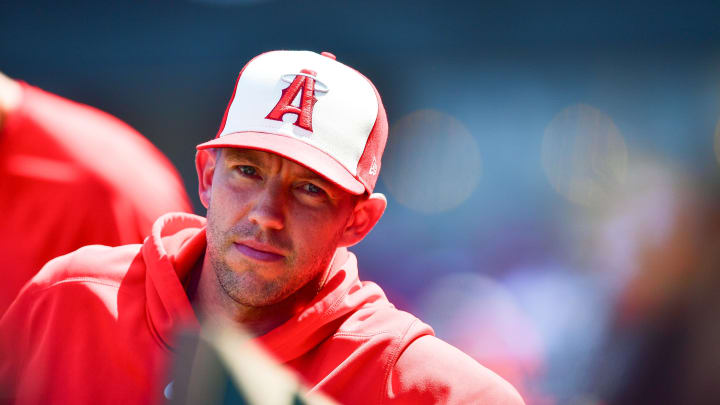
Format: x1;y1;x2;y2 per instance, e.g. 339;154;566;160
321;51;336;60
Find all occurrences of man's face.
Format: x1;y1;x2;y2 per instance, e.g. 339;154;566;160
203;148;358;307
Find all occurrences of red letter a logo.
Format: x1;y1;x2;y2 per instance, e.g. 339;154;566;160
266;69;318;132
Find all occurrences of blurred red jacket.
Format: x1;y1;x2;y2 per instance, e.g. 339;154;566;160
0;213;523;405
0;82;192;315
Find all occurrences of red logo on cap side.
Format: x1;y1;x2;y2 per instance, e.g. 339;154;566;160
266;69;319;132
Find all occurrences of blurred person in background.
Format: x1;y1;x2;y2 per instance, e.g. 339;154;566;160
0;50;524;404
581;162;720;405
0;71;192;316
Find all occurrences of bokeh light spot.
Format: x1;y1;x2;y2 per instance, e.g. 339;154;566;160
542;104;628;207
381;109;482;213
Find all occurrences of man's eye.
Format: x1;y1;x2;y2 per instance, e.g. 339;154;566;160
302;183;324;195
238;165;257;177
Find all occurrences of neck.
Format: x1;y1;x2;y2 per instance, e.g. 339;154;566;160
189;253;330;337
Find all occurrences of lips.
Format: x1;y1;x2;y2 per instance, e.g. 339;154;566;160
233;240;285;262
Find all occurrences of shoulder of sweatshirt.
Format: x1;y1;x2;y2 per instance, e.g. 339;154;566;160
16;243;145;299
336;301;431;337
387;335;525;405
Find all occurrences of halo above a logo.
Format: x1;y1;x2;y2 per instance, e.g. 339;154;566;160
281;72;329;94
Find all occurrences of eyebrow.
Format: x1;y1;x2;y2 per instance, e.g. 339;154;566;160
300;172;333;188
284;161;343;198
223;149;265;166
290;162;332;187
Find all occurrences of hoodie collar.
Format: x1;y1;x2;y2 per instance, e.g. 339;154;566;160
143;213;206;350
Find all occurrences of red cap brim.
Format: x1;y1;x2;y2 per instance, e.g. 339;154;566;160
196;132;366;195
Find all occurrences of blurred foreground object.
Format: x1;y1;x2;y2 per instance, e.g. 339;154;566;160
0;73;192;315
168;323;336;405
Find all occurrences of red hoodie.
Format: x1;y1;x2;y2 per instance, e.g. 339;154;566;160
0;82;192;316
0;213;523;405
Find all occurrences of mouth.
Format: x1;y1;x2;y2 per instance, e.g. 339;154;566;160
233;240;285;262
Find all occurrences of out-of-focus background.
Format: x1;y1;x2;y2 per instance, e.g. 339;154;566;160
4;1;720;403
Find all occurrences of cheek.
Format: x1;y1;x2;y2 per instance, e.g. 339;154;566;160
209;182;248;221
206;187;246;245
289;209;348;256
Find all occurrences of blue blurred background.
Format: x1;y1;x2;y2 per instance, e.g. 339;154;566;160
4;1;720;403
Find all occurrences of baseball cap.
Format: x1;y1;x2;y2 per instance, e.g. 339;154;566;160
197;50;388;195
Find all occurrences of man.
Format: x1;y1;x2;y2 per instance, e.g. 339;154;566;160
0;51;523;404
0;72;192;316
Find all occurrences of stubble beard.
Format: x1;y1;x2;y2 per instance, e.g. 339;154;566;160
206;219;341;309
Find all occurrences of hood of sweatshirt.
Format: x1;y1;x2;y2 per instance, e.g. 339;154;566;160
142;212;389;363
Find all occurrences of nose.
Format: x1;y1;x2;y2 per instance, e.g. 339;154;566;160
247;184;285;230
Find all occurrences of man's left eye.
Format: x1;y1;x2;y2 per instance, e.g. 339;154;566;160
238;166;257;176
302;183;324;195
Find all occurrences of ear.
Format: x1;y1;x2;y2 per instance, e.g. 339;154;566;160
195;149;219;209
338;193;387;247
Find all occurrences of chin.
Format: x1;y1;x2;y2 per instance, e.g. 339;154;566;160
218;266;295;307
